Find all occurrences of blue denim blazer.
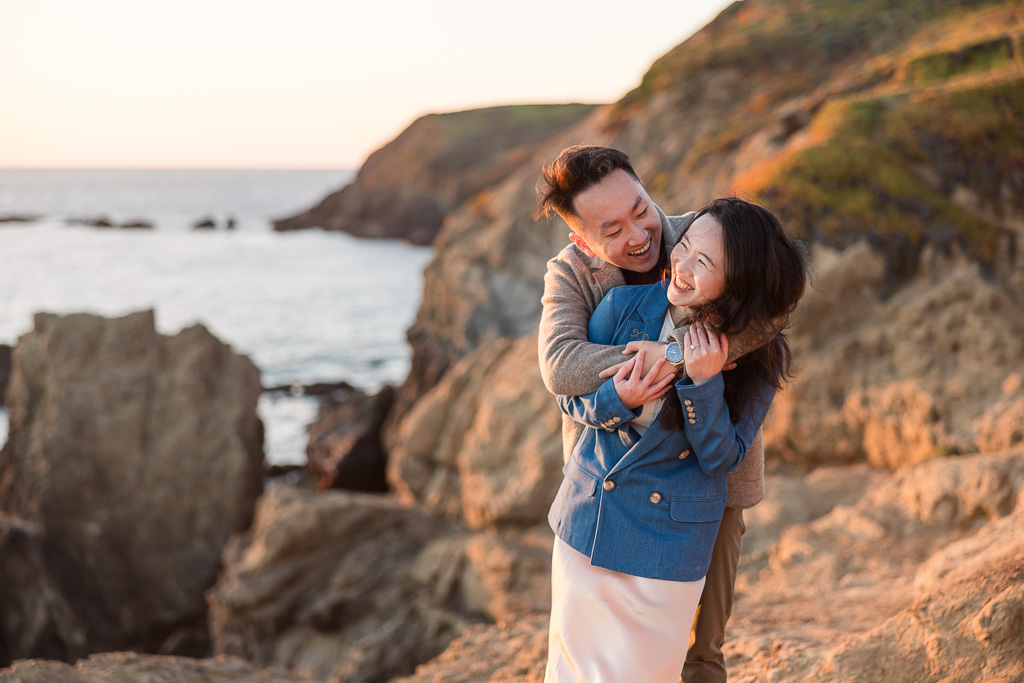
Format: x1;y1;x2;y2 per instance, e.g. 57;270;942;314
547;282;774;581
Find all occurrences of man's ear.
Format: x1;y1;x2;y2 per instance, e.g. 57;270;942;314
568;231;597;258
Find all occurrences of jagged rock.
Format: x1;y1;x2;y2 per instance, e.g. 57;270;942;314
207;486;474;683
0;653;315;683
272;104;598;245
766;245;1024;469
0;310;264;663
306;385;394;492
387;333;563;527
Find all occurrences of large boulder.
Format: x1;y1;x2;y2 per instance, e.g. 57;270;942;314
0;311;264;663
387;333;563;527
207;486;475;683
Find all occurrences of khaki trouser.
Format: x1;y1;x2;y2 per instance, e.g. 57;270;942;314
682;506;745;683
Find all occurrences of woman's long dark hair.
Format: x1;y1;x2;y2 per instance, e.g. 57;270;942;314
660;197;808;428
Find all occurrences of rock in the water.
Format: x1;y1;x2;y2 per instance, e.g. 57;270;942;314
0;310;264;663
387;333;563;527
207;486;475;683
0;653;315;683
305;385;394;492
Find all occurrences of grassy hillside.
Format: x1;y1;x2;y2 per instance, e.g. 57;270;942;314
733;3;1023;285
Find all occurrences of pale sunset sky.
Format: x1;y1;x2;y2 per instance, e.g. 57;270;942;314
0;0;736;170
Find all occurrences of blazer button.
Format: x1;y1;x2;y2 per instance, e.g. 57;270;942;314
612;416;621;423
649;491;662;504
684;399;693;406
678;449;690;459
603;480;616;492
688;418;697;424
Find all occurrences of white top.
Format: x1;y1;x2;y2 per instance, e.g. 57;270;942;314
629;312;674;436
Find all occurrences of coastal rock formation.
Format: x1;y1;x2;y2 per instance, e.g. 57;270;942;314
306;385;394;492
387;334;562;527
0;653;314;683
272;104;597;245
207;486;474;683
0;310;264;663
764;244;1024;468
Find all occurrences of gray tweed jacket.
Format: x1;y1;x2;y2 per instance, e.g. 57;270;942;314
537;205;766;509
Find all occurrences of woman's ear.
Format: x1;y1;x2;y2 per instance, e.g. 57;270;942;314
568;232;598;258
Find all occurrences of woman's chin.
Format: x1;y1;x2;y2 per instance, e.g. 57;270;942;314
668;289;703;308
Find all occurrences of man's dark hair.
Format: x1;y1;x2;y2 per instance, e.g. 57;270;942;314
534;145;640;224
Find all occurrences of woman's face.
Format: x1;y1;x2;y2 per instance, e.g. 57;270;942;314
667;214;727;308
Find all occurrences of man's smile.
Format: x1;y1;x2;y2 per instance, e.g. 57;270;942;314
628;237;652;257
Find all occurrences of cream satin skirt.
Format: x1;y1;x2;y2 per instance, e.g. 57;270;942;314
544;537;705;683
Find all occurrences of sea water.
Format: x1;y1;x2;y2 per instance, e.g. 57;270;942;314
0;169;433;464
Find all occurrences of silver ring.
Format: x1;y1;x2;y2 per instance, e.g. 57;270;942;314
689;344;698;350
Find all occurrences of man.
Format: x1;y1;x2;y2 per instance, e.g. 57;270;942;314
535;145;765;683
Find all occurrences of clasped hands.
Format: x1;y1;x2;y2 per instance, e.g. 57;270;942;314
599;322;731;409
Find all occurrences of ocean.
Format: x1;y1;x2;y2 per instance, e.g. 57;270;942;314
0;169;433;465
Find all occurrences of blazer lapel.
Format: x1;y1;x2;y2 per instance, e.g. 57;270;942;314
609;420;673;476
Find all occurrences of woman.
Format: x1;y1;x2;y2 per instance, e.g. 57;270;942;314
544;197;807;682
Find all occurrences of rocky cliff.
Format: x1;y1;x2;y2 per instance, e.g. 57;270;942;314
271;104;597;244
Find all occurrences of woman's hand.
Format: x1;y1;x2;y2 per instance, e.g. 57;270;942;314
684;322;728;386
611;349;676;410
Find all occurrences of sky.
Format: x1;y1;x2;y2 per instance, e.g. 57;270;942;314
0;0;736;170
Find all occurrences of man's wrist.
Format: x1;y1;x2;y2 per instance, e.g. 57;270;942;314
664;339;686;375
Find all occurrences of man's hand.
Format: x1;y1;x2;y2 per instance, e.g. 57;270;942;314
611;349;676;410
684;322;728;386
599;340;674;381
599;339;736;381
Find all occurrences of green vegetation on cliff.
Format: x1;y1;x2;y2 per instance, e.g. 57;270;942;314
709;1;1024;286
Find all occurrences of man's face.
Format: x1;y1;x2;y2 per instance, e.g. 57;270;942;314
567;169;663;273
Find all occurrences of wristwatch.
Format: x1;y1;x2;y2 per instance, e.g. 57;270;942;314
664;340;686;373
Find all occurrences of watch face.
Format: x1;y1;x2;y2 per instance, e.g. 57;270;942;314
666;341;683;364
